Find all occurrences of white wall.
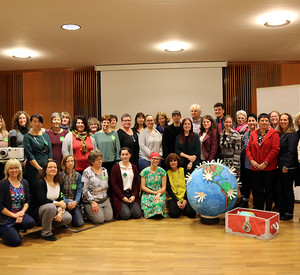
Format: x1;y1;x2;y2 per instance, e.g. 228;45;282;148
257;84;300;118
97;62;225;126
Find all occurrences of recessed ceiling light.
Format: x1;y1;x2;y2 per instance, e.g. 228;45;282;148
6;49;36;59
159;41;188;52
61;24;81;31
257;11;296;27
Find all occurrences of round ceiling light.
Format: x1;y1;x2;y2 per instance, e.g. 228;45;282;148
258;11;296;27
6;49;36;59
61;24;81;31
159;41;188;52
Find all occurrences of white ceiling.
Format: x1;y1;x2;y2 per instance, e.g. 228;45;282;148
1;0;300;71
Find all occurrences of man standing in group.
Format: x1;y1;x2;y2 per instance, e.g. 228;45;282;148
214;102;225;134
190;104;202;135
162;110;182;160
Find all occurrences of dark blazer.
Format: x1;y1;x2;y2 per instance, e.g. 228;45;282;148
162;123;181;159
199;128;219;161
110;163;141;219
0;179;30;225
278;131;299;170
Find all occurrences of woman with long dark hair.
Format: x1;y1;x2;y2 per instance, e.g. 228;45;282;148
175;118;200;174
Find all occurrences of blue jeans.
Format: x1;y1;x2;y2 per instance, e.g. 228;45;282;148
0;214;35;247
68;206;84;227
138;157;150;171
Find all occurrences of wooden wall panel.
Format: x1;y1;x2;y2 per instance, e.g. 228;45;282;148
281;64;300;86
73;69;99;119
23;71;73;129
0;73;23;130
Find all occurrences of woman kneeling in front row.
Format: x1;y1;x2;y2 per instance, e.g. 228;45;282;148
111;147;141;220
165;153;196;218
82;149;113;224
0;159;35;246
33;159;72;241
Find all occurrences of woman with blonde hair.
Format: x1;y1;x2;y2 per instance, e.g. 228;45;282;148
270;110;280;131
154;111;170;134
0;159;35;246
88;117;101;137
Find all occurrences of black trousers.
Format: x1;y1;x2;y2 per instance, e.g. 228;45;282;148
168;199;196;218
278;169;295;216
252;170;275;211
243;168;253;200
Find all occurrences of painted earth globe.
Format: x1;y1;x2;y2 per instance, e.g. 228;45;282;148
186;161;238;217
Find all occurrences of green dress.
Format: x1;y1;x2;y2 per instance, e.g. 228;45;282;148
140;167;167;218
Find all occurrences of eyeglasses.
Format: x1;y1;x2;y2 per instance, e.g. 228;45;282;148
151;158;160;161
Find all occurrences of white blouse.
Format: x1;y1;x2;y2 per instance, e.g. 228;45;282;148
120;163;134;191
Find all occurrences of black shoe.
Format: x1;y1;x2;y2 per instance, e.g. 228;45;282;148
272;206;280;212
280;215;293;221
41;234;57;241
238;201;249;208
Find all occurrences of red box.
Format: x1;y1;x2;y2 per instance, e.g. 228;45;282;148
225;207;279;240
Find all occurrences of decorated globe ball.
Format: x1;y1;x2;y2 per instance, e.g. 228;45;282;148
186;161;238;217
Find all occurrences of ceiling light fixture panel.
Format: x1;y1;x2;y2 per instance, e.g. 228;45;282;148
6;49;36;59
257;11;296;27
159;41;188;52
61;24;81;31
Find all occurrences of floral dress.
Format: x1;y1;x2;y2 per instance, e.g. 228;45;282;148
140;167;167;218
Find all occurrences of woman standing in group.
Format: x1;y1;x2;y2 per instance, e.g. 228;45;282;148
82;150;113;224
175;118;200;174
270;110;280;131
239;113;257;208
94;115;121;177
23;114;52;192
45;112;68;168
109;114;118;131
34;160;72;241
154;111;170;134
246;113;280;211
277;113;298;220
138;114;163;171
60;111;72;131
0;159;35;246
60;155;84;227
9;111;30;148
140;152;167;218
132;112;146;135
62;115;96;174
198;115;219;162
88;117;101;137
0;115;9;179
111;147;141;220
219;115;242;178
117;114;139;167
235;110;249;136
165;153;196;219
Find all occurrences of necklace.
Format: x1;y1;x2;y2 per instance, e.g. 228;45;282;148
33;135;48;153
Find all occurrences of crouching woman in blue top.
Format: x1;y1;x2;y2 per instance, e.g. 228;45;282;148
60;154;84;227
0;159;35;247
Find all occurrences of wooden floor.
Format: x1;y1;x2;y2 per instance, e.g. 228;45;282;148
1;204;300;275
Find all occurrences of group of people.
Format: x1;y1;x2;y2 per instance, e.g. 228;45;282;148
0;104;299;246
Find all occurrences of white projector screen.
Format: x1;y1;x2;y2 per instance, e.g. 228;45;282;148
97;62;225;127
257;84;300;119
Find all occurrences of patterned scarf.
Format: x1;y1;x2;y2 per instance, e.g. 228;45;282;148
72;130;88;154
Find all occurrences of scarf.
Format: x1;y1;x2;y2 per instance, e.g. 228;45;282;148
72;130;88;154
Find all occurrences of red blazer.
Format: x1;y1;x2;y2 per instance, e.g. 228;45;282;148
199;128;219;162
246;128;280;171
110;163;141;219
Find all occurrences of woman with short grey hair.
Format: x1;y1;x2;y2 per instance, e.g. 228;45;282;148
82;149;113;224
45;112;68;167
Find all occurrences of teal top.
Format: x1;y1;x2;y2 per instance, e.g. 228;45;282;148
94;131;121;162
